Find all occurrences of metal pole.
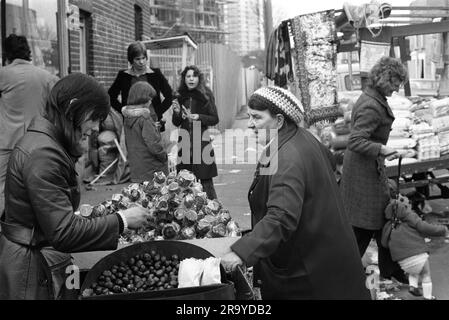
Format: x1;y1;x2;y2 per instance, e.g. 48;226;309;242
57;0;69;77
1;0;6;66
439;0;449;97
348;52;353;91
264;0;273;47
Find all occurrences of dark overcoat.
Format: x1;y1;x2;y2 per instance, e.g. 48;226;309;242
231;123;370;300
340;87;395;231
0;117;120;300
172;88;219;180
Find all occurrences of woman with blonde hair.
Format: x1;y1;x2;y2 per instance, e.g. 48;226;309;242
341;56;409;282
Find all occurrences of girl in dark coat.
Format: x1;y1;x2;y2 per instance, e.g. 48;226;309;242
221;86;370;300
172;66;219;200
108;41;173;132
122;82;168;183
340;57;409;282
0;74;150;300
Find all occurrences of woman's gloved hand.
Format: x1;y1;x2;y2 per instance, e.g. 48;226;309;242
221;250;243;273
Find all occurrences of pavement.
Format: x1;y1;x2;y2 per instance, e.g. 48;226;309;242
79;110;449;300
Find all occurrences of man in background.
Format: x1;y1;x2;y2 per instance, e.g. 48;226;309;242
0;34;59;215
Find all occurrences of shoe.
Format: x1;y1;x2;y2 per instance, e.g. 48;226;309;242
409;286;423;297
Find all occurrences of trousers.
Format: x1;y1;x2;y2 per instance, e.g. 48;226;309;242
200;179;217;200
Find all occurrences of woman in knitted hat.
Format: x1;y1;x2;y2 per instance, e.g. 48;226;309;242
221;86;370;300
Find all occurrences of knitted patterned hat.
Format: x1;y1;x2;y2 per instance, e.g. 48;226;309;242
248;86;305;126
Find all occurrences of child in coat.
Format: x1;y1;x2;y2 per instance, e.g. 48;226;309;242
383;190;449;299
122;82;168;183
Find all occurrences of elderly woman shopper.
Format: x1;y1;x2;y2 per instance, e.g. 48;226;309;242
220;86;370;300
172;66;219;200
340;56;409;282
0;74;150;300
108;41;173;132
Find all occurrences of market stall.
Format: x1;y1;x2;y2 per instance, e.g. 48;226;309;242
72;169;254;300
265;3;449;202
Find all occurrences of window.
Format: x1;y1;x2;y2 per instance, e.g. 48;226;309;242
344;74;362;91
78;12;89;74
135;5;143;41
4;0;59;75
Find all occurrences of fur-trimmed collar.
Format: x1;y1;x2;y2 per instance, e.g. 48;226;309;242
122;105;152;119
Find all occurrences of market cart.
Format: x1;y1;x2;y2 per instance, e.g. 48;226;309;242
336;4;449;204
72;169;256;300
265;3;449;204
385;155;449;200
72;238;255;300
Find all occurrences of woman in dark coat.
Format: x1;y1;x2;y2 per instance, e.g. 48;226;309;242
108;41;173;132
221;86;370;300
340;57;409;282
122;82;168;183
172;66;219;200
0;74;150;300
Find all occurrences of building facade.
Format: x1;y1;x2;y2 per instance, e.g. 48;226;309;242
1;0;155;89
223;0;266;56
148;0;227;44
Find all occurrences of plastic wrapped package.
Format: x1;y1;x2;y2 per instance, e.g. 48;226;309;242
429;97;449;118
162;222;181;240
387;94;413;110
432;115;449;133
417;135;440;161
180;227;197;240
153;171;167;185
226;220;242;237
201;258;222;286
387;138;417;150
178;259;204;288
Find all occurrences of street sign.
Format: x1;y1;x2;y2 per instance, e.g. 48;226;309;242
67;4;80;31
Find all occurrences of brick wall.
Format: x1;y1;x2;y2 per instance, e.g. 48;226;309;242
68;0;152;89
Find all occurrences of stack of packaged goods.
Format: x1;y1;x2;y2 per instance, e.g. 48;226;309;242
409;121;440;161
330;91;363;165
330;118;351;161
439;131;449;156
386;95;417;163
429;98;449;157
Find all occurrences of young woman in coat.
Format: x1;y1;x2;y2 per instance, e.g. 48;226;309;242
108;41;173;132
220;86;370;300
122;82;168;183
0;74;150;300
340;57;409;283
172;66;219;200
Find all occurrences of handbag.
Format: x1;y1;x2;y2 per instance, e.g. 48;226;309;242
39;247;75;300
381;156;403;249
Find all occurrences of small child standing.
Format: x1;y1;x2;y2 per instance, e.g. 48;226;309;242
122;82;168;183
383;192;449;299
